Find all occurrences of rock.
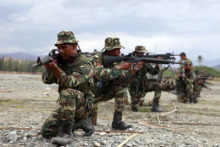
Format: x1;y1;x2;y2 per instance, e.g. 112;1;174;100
213;143;219;147
99;132;106;136
7;131;17;142
94;141;100;147
100;140;107;145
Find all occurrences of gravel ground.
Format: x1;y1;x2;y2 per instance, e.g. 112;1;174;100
0;73;220;147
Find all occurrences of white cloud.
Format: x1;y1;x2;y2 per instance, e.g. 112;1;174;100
0;0;220;63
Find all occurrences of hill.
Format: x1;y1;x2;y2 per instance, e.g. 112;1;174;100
215;64;220;71
0;52;37;61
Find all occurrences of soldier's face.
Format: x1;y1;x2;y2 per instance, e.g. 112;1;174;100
106;48;121;56
57;44;77;60
184;64;191;71
180;55;186;60
136;52;144;56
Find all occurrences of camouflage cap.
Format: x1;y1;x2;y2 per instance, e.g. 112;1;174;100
102;37;124;51
55;31;78;46
134;45;147;53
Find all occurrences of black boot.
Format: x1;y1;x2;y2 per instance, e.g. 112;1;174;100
151;99;163;112
131;106;138;112
112;111;132;130
193;95;198;103
72;116;94;136
51;121;73;146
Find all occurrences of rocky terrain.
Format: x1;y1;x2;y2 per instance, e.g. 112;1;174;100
0;73;220;147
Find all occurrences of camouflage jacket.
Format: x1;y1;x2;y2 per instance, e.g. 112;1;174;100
176;68;195;85
91;52;133;89
177;58;194;73
129;62;160;92
42;54;95;95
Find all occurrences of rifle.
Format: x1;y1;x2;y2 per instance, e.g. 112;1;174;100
195;78;212;91
102;54;182;67
32;49;60;79
127;52;179;60
145;53;180;60
32;49;60;68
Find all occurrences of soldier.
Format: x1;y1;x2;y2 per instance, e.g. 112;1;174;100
175;52;194;95
128;45;163;112
179;52;193;66
91;37;138;130
193;70;201;103
175;60;195;103
41;31;95;145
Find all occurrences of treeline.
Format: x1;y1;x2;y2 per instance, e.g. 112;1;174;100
0;57;43;73
163;65;220;78
1;57;220;78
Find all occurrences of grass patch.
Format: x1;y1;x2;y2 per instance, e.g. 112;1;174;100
0;100;25;107
138;107;151;112
16;105;24;109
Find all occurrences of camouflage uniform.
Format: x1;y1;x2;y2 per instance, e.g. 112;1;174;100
128;46;162;112
91;37;132;130
41;31;95;138
162;79;176;92
176;60;195;103
193;71;201;102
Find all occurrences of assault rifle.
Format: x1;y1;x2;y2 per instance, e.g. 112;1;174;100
129;52;180;60
32;49;60;68
32;49;61;79
102;54;182;67
195;77;212;91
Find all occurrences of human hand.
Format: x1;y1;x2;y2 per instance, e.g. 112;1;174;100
119;62;134;70
44;58;58;72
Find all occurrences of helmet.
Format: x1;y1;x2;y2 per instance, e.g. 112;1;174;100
134;45;147;53
102;37;124;51
55;31;78;46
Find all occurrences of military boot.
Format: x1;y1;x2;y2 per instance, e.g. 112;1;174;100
72;116;94;136
151;99;163;112
139;100;144;106
51;121;73;146
193;95;198;103
112;111;132;130
131;106;138;112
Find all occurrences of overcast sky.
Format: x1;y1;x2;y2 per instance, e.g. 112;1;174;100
1;0;220;62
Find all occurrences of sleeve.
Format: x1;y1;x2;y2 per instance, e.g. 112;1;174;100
92;55;131;82
142;63;159;75
56;61;95;88
42;69;57;84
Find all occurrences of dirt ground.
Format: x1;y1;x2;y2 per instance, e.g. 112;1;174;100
0;73;220;146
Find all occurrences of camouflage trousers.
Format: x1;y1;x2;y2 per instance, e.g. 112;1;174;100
176;81;194;103
193;83;202;97
92;85;127;125
41;88;93;138
129;82;162;109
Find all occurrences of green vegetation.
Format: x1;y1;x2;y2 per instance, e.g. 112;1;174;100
138;107;151;112
194;66;220;78
0;57;43;73
163;66;220;78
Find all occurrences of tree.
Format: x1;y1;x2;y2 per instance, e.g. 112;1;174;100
197;55;204;65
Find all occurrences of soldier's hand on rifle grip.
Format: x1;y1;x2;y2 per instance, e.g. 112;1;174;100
119;62;134;70
44;58;58;72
